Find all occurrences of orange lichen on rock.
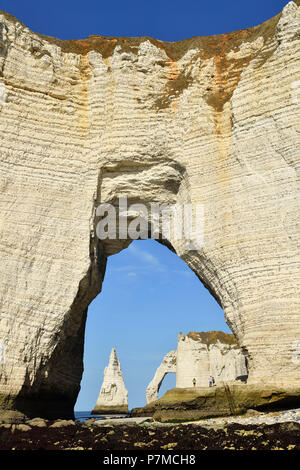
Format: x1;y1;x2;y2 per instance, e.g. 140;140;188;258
155;13;280;113
154;57;193;111
0;7;281;114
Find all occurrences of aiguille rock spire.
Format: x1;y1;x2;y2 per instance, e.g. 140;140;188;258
92;348;128;414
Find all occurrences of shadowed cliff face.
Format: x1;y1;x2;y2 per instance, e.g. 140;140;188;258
0;2;299;419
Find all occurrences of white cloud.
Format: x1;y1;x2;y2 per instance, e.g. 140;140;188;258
109;244;195;284
111;264;139;273
127;244;161;266
124;244;167;274
127;272;137;278
109;244;169;282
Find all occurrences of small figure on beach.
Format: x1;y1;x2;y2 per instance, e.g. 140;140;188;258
0;340;5;365
209;375;215;387
192;378;196;387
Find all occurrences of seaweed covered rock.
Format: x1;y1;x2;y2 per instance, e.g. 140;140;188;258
132;384;300;422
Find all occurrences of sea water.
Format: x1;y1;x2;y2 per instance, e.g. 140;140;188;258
74;411;130;422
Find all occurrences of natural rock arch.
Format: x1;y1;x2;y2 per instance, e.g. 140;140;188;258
146;332;248;405
146;351;177;404
0;2;299;419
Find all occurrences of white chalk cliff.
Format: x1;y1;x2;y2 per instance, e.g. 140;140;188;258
176;332;248;388
0;2;299;419
146;332;248;404
92;349;128;414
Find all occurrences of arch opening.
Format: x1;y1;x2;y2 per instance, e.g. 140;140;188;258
158;373;176;400
75;238;234;414
7;159;243;421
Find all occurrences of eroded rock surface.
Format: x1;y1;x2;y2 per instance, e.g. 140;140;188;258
146;350;177;404
146;331;247;404
0;2;299;419
132;384;300;422
92;349;128;414
176;331;248;388
1;417;300;450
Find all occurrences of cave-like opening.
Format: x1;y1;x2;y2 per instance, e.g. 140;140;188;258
75;238;230;414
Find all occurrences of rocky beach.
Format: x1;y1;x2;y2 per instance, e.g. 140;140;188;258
0;1;299;456
0;409;300;451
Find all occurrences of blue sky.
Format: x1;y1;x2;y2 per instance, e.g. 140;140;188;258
78;240;228;410
0;0;291;411
0;0;288;41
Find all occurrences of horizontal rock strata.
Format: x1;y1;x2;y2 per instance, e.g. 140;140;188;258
176;331;248;388
146;331;248;404
0;1;299;419
131;384;300;422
